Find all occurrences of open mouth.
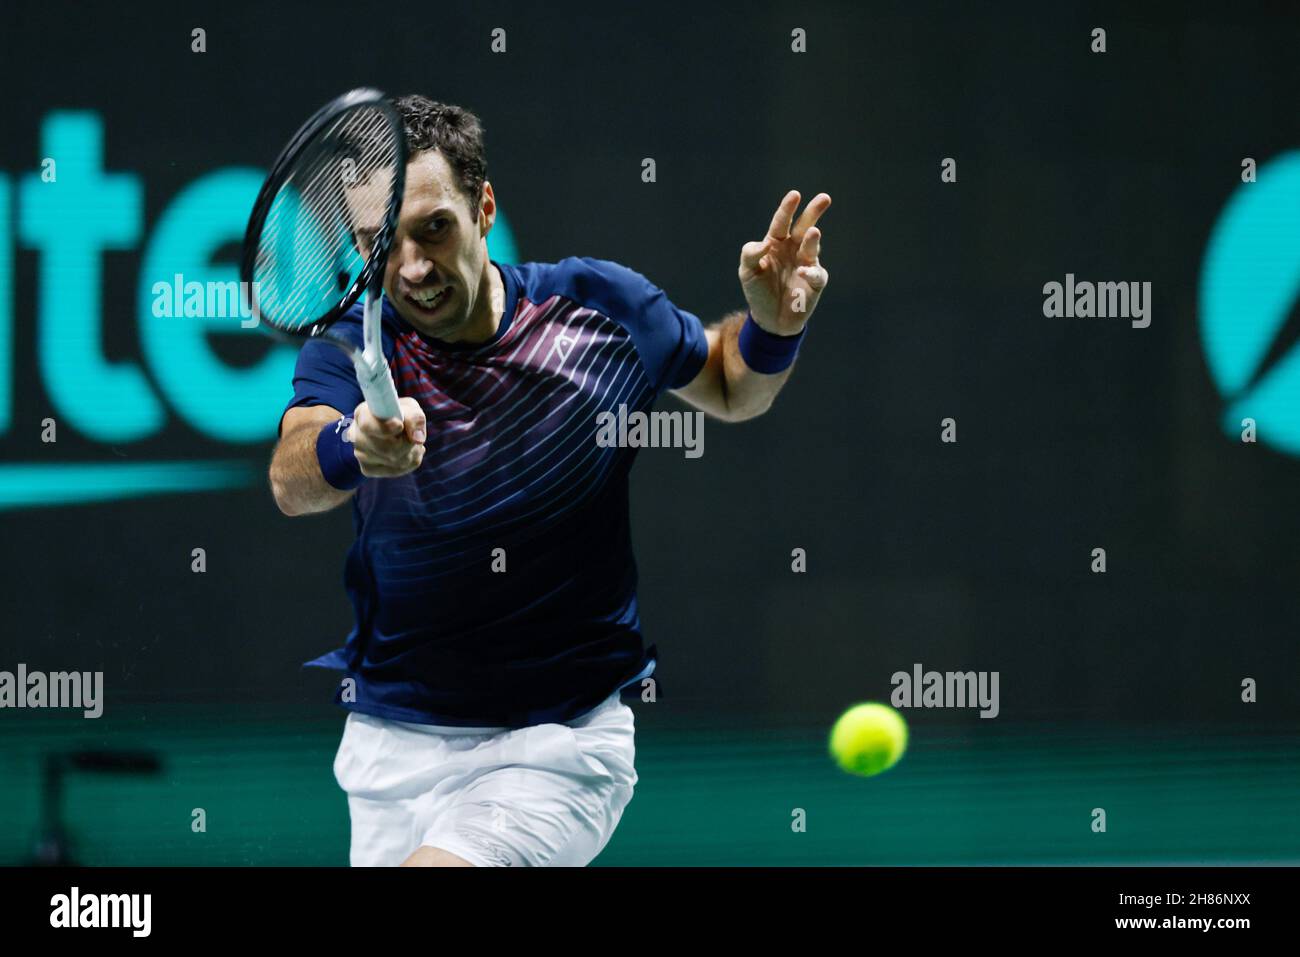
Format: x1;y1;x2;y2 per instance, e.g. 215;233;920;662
406;286;451;314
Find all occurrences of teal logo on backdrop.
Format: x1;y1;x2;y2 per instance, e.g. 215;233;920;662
1200;152;1300;454
0;111;518;507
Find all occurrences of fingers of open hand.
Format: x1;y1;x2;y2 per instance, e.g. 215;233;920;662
740;239;772;277
797;226;821;266
797;264;829;292
766;190;801;240
791;193;831;242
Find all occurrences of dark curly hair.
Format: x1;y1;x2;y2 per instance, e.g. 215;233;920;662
393;95;488;212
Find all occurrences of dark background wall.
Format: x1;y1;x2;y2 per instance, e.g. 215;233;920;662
2;0;1298;725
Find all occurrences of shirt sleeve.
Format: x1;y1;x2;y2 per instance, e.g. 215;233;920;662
277;328;366;437
567;257;710;393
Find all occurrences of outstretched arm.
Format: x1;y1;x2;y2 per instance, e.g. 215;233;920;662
269;398;427;516
671;190;831;422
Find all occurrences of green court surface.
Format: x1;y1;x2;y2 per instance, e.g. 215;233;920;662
1;707;1296;866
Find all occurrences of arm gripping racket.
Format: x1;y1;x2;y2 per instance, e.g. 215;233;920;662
241;88;406;421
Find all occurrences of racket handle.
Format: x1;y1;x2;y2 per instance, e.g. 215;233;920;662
352;351;401;421
355;291;401;421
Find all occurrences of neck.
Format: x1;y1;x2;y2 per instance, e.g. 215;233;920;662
461;259;504;344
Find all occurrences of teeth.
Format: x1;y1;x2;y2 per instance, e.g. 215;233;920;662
412;287;446;306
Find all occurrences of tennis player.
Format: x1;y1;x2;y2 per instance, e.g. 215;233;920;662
268;95;831;866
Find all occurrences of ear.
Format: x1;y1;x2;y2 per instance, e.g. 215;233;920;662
478;181;497;237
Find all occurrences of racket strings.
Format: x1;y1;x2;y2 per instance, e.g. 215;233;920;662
257;112;390;324
253;106;401;332
260;111;392;315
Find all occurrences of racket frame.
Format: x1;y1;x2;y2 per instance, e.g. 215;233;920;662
241;87;406;420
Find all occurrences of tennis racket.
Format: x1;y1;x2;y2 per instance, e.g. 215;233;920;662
241;88;406;421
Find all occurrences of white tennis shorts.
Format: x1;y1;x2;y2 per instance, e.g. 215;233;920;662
332;689;637;866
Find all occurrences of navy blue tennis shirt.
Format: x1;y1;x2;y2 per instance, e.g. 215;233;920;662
281;257;709;728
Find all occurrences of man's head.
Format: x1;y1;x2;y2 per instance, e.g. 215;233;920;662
352;95;497;341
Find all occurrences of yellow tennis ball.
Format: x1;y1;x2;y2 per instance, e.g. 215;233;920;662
828;702;908;777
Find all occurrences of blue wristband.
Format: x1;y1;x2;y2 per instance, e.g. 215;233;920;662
737;311;806;374
316;416;363;490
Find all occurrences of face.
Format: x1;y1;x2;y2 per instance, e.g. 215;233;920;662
348;149;496;341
